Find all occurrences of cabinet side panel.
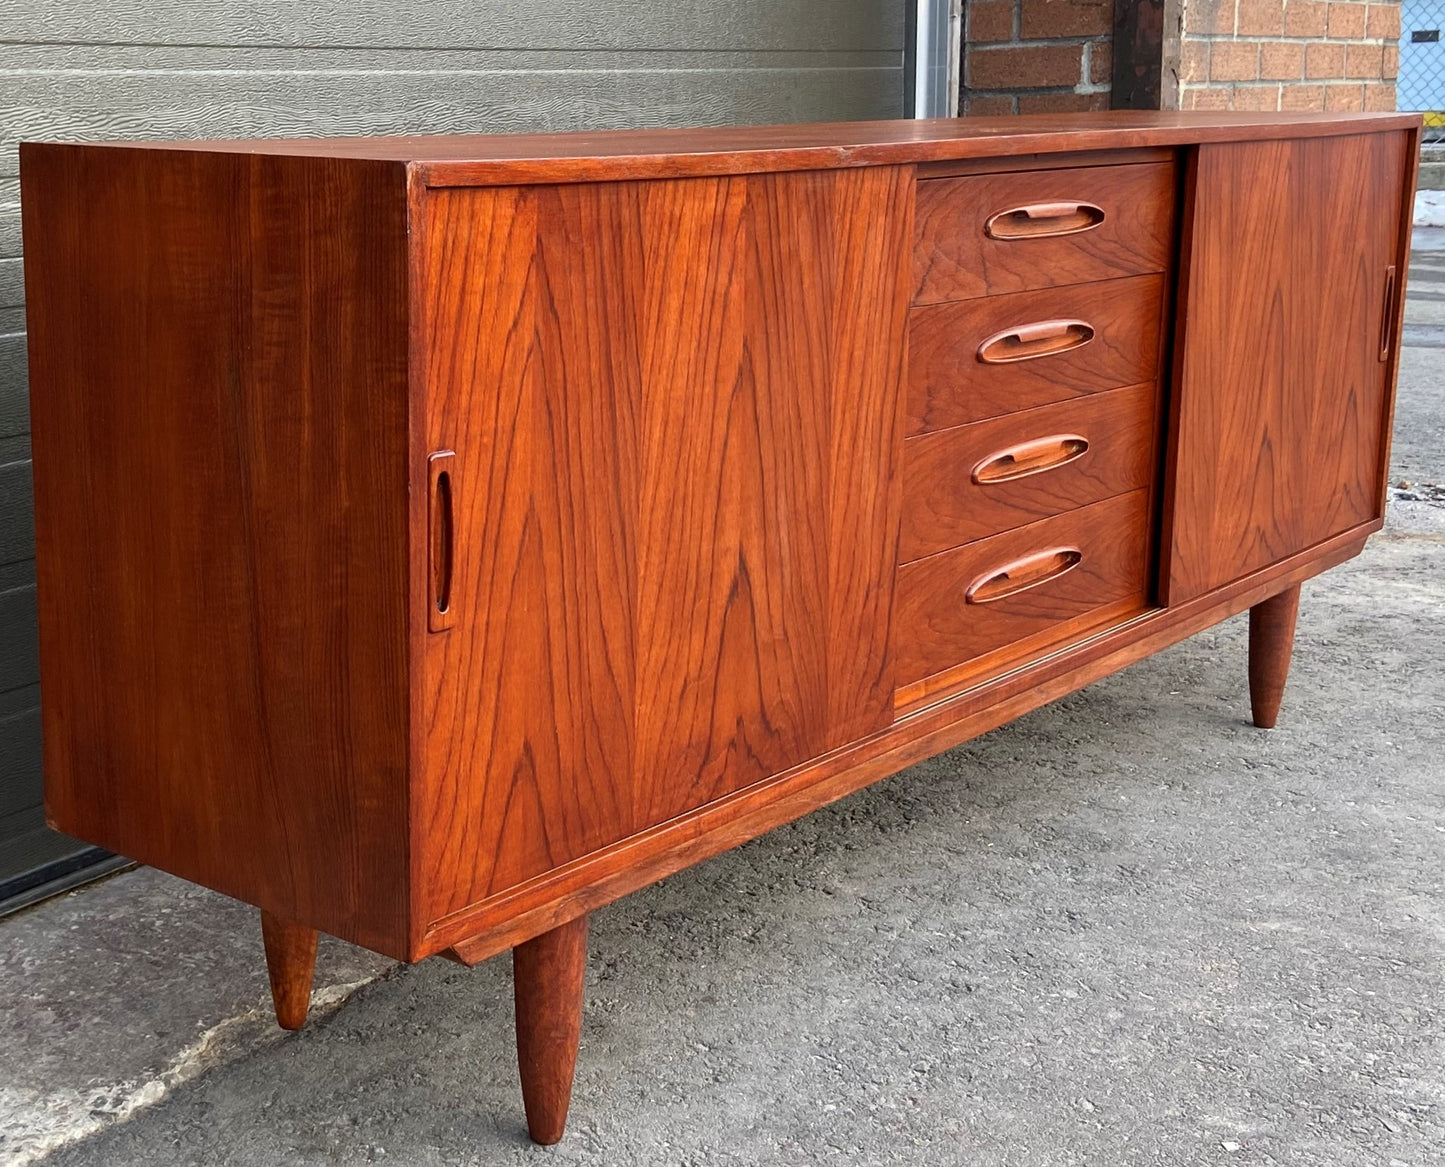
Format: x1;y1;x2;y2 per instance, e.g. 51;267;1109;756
1165;132;1406;602
21;146;412;956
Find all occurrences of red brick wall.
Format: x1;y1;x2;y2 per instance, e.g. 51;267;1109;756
1176;0;1398;111
961;0;1115;114
959;0;1400;115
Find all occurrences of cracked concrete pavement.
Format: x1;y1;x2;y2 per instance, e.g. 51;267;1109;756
2;237;1443;1167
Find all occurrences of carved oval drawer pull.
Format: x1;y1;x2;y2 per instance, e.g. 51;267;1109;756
972;434;1090;485
977;319;1095;364
965;547;1083;605
985;201;1106;239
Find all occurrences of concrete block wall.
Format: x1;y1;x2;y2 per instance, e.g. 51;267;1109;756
960;0;1114;113
1177;0;1399;111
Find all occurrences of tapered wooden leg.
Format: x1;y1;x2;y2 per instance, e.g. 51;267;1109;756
260;910;318;1030
513;914;588;1145
1249;583;1301;729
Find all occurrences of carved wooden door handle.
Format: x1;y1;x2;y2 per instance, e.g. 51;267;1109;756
977;319;1095;363
1379;263;1397;363
971;434;1090;484
429;450;456;631
965;547;1083;605
985;201;1106;239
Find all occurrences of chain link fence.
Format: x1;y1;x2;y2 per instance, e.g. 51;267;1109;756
1401;0;1445;142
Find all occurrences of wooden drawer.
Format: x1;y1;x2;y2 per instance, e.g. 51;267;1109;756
913;161;1175;304
895;489;1152;696
907;273;1164;435
900;381;1158;562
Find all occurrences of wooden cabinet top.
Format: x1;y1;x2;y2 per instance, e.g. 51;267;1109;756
24;111;1421;186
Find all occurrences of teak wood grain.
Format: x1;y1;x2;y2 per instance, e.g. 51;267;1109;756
1248;584;1302;730
900;381;1159;562
100;111;1418;186
261;912;319;1031
21;144;414;959
419;167;911;926
513;915;589;1145
18;115;1417;1145
441;521;1376;967
895;489;1152;689
914;146;1177;179
906;274;1165;434
1164;132;1409;602
418;182;645;922
912;162;1175;303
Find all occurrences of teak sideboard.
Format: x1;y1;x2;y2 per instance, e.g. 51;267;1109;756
20;111;1418;1143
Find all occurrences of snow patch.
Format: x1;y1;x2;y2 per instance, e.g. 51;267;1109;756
0;979;373;1165
1416;190;1445;227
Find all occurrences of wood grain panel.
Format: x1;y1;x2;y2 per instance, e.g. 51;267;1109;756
92;113;1421;180
907;274;1165;434
437;519;1374;965
421;184;644;918
421;166;910;922
634;167;909;825
21;144;412;956
896;489;1152;690
632;175;824;824
912;162;1176;303
915;147;1176;179
1164;132;1409;602
900;381;1159;561
822;167;912;744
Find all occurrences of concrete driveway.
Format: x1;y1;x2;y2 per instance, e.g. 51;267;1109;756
4;240;1444;1167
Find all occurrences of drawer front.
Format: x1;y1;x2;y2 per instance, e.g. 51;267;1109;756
896;489;1151;691
908;273;1163;435
913;161;1175;304
900;381;1158;562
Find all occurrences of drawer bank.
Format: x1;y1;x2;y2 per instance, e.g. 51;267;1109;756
20;112;1419;1144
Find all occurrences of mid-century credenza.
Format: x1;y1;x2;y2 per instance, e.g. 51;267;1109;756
20;111;1419;1143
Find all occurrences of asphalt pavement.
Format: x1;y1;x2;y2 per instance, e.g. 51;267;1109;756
4;238;1443;1167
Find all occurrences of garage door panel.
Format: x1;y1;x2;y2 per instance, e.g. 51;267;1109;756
0;1;905;53
0;212;19;259
0;62;903;179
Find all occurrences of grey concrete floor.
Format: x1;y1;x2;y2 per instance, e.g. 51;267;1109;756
4;243;1444;1167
